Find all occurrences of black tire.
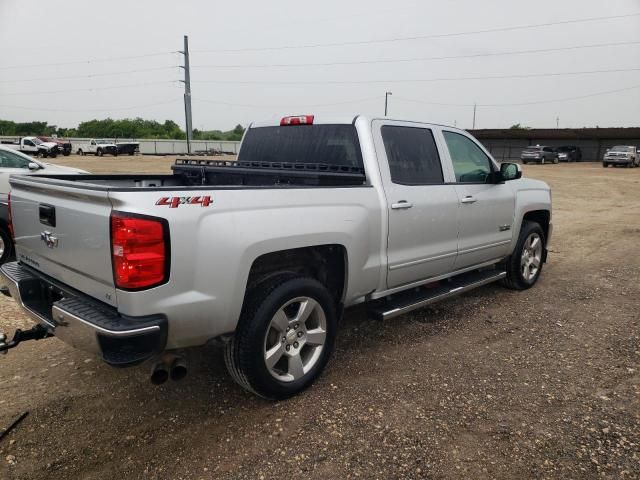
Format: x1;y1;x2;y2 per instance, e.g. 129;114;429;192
225;274;337;400
522;160;527;165
0;227;13;265
602;163;608;168
63;151;70;157
501;221;545;290
553;156;559;164
97;149;103;157
77;149;84;156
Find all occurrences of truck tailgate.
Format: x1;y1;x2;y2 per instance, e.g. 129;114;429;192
9;177;116;306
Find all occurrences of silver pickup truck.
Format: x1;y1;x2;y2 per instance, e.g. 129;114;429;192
0;115;552;399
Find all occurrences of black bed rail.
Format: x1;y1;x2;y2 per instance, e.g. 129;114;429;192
172;159;366;186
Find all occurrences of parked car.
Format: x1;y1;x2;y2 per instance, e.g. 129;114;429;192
0;194;10;264
520;145;558;164
602;145;639;168
0;146;88;265
0;115;551;399
555;145;582;162
37;136;72;156
1;136;60;158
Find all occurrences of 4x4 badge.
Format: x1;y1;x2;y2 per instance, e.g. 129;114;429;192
156;196;212;208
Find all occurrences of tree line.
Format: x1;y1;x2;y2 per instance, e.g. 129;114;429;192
0;118;245;141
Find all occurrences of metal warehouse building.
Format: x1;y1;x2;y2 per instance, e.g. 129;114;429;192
469;127;640;162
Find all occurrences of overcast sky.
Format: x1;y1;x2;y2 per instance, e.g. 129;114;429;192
1;0;639;131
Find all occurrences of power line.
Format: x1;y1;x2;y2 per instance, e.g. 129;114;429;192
193;12;640;53
1;81;179;96
191;66;640;86
393;83;640;108
0;66;179;84
191;40;640;69
0;99;181;113
0;51;176;71
193;96;380;109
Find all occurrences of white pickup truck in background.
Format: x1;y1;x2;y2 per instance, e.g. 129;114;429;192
75;139;118;156
0;115;552;400
1;136;60;158
75;139;140;156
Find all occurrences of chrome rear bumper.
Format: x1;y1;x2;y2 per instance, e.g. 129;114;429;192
0;262;166;366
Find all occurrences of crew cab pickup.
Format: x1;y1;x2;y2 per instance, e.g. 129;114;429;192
1;136;60;158
0;115;552;399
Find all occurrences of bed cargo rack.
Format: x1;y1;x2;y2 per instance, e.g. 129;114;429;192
172;159;366;187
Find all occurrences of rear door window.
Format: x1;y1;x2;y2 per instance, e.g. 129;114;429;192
381;126;444;185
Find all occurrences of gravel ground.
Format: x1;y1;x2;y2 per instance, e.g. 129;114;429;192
0;160;638;479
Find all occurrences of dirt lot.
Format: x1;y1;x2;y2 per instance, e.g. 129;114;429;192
0;159;638;479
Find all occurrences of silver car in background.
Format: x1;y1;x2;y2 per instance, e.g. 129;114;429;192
520;145;559;164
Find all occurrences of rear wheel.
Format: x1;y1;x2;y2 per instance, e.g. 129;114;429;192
502;221;545;290
97;149;103;157
77;149;84;156
0;227;13;264
225;275;337;399
553;156;559;164
602;162;608;168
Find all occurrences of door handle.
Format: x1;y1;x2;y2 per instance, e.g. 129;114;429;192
460;195;477;204
391;200;413;210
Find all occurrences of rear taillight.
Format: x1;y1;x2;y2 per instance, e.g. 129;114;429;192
280;115;314;126
110;212;169;290
7;193;14;240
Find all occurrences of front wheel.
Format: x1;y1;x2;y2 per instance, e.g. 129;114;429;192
225;275;337;400
553;157;559;164
502;221;545;290
602;163;608;168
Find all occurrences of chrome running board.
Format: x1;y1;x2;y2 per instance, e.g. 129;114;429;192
369;269;507;321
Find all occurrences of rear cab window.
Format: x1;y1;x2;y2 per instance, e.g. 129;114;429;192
238;124;364;171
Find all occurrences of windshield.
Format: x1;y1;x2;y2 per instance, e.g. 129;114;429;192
32;138;42;145
609;146;632;153
556;146;571;152
238;125;364;169
96;139;108;144
524;146;543;151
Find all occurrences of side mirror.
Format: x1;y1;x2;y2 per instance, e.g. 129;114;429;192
28;162;40;170
500;162;522;181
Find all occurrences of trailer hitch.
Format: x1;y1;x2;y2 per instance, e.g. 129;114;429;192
0;325;52;354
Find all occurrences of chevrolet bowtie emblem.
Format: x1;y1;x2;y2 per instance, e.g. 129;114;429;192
40;231;59;249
